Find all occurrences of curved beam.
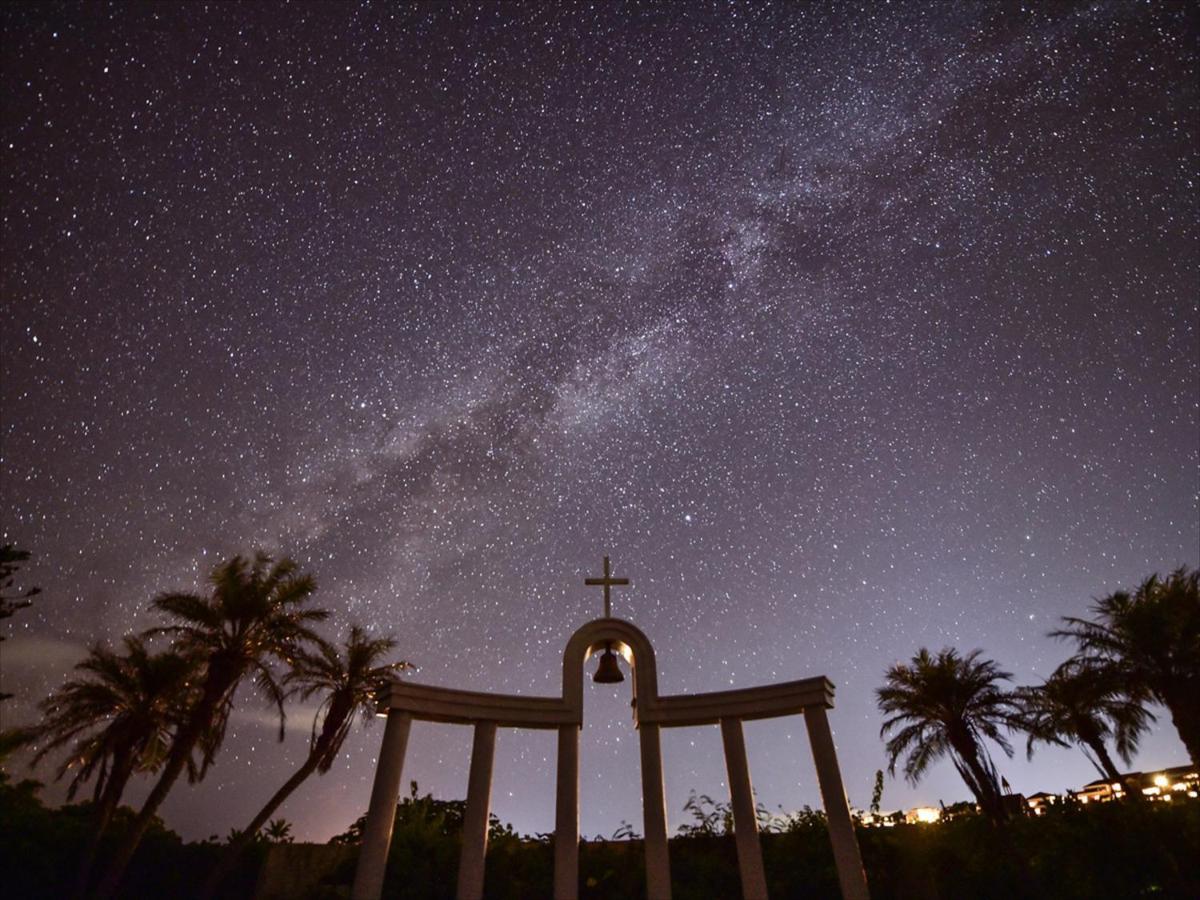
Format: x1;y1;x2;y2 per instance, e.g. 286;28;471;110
376;619;834;729
645;676;834;727
377;681;574;729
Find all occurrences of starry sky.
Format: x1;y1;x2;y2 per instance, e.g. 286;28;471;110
2;2;1197;843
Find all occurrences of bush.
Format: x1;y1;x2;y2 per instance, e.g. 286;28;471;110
2;770;1196;899
0;771;264;900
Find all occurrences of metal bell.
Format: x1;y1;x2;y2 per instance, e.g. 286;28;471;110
592;645;625;684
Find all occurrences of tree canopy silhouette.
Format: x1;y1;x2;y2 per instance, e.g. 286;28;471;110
198;624;413;898
1053;567;1199;765
877;647;1021;825
92;552;326;900
1;543;42;705
1014;661;1152;794
20;637;199;897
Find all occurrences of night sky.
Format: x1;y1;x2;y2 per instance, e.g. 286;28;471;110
2;2;1197;843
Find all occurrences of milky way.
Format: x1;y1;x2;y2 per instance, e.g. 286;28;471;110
2;2;1197;842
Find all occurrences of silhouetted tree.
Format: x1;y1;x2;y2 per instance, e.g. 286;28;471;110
1053;567;1200;765
869;769;885;816
262;818;294;843
1;544;42;705
877;648;1021;825
21;637;199;897
93;553;326;900
198;625;412;898
0;544;41;620
677;790;733;836
1014;661;1151;793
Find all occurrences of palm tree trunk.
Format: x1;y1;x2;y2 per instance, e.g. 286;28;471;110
953;739;1039;892
1162;684;1200;766
90;733;196;898
951;737;1007;824
951;757;986;805
195;752;322;899
198;696;352;900
1078;731;1142;802
92;679;232;900
72;761;133;900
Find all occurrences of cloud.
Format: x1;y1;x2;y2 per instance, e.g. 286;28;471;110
229;702;327;736
2;635;89;672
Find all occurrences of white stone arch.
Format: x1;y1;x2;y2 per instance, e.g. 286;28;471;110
560;616;658;716
558;618;665;898
351;617;869;900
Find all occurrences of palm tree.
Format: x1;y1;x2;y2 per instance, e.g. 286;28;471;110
93;553;326;900
877;647;1021;825
1053;567;1199;765
22;637;198;897
197;626;413;898
262;818;294;843
1014;661;1152;793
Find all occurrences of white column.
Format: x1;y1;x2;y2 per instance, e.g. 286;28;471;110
352;710;413;900
554;723;580;900
456;721;498;900
720;718;768;900
804;706;870;900
639;722;672;899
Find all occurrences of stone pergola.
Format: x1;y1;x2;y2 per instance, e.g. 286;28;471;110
351;576;869;900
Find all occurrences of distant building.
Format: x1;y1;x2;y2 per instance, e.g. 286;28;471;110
904;806;941;825
855;809;903;828
1129;764;1198;800
889;764;1198;825
1001;793;1027;816
1074;779;1124;805
1025;791;1061;815
1074;764;1198;805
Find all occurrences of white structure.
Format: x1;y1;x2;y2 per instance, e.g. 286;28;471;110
352;564;869;900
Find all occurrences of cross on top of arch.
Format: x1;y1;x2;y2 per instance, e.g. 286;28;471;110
584;555;629;619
